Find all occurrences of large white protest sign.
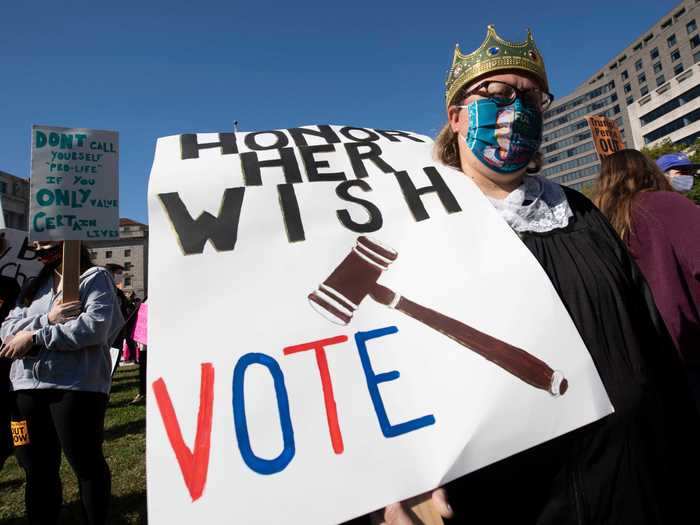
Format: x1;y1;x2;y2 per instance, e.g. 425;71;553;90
30;125;119;241
0;228;43;286
147;125;612;525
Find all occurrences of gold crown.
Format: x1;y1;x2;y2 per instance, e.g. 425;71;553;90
445;25;549;109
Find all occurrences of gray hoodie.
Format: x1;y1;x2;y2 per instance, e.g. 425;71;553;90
0;266;125;394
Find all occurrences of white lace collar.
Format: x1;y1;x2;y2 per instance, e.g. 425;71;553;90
486;175;573;233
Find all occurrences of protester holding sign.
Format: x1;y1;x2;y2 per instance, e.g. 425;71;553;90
0;242;124;524
373;25;700;525
595;149;700;409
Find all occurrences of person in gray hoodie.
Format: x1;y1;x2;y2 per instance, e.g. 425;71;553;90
0;241;124;525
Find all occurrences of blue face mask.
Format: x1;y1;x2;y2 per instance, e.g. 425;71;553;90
464;97;543;174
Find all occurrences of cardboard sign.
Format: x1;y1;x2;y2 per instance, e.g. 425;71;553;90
30;125;119;241
131;302;148;345
146;125;612;525
0;228;44;287
585;116;625;158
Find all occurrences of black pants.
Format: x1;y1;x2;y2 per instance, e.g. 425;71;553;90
12;390;111;525
0;359;12;469
138;350;147;396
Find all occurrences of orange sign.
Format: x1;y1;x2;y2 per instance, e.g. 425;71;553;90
585;116;625;158
11;420;29;446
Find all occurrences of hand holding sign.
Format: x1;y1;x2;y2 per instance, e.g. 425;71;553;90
48;300;81;325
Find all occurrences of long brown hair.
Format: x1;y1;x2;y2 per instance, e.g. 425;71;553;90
594;149;673;240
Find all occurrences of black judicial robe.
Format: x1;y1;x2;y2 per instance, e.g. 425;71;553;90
446;188;700;524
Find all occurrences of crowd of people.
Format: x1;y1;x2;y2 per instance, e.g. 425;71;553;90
0;24;699;525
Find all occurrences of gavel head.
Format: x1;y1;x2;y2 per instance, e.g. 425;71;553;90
308;236;398;325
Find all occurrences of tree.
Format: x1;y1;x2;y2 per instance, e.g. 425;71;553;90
579;181;596;200
640;138;700;205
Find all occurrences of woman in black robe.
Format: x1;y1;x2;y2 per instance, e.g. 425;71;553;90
369;26;700;525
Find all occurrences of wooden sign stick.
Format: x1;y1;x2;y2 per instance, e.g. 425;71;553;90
406;494;444;525
62;240;81;303
370;494;444;525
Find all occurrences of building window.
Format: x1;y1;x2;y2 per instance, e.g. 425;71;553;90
671;49;681;61
662;19;672;30
624;83;632;93
122;226;131;232
692;35;700;49
124;276;132;287
668;34;677;48
656;75;666;86
638;72;647;84
643;105;700;144
626;96;634;105
124;262;133;271
621;70;629;80
640;85;649;96
653;62;663;73
674;63;685;75
695;50;700;63
688;19;698;34
124;249;131;257
633;42;642;51
105;251;112;259
635;59;643;71
650;47;659;60
0;182;6;194
639;86;700;126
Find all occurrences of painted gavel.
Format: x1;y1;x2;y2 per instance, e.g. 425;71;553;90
308;236;568;396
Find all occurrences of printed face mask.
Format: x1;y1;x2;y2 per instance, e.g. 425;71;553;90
670;174;695;192
33;243;62;266
464;97;543;174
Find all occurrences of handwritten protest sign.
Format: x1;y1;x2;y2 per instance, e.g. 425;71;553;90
585;116;625;159
147;125;612;525
0;228;43;286
30;125;119;241
131;302;148;345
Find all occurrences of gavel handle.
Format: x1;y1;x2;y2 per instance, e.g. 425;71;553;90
371;285;567;396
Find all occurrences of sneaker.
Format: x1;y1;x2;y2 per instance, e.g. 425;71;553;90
130;394;145;405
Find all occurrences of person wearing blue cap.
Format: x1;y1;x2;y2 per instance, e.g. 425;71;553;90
656;152;699;193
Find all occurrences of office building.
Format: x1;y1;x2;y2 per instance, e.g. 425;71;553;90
0;171;29;230
541;0;700;189
86;218;149;299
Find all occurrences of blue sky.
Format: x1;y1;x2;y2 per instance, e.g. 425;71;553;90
1;0;678;223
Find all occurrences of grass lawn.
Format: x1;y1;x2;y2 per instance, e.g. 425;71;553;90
0;365;147;524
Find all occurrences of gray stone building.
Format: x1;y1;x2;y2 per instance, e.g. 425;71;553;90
541;0;700;189
86;218;149;299
0;171;29;230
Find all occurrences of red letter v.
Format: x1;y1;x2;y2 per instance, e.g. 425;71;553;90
152;363;215;501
